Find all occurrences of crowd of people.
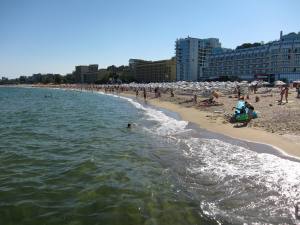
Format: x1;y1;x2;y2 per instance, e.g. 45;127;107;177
40;80;300;127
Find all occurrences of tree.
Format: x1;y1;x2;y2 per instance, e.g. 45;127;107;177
54;74;62;84
19;76;28;83
236;42;262;50
64;73;75;83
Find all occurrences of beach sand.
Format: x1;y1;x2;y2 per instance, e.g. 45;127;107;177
121;91;300;159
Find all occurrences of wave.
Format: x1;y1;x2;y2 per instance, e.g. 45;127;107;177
74;89;300;223
96;92;188;136
98;93;300;223
183;137;300;223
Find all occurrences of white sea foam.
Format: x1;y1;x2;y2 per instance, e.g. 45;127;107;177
96;91;188;136
182;137;300;223
95;90;300;223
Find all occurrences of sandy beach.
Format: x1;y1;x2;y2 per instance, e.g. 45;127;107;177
120;89;300;159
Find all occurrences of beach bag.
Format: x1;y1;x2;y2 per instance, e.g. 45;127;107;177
252;111;258;119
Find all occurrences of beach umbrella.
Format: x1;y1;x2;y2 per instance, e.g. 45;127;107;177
275;80;286;86
250;80;259;86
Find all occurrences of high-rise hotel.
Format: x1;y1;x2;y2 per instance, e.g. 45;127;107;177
175;37;221;81
176;31;300;82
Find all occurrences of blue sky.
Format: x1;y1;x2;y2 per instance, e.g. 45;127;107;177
0;0;299;78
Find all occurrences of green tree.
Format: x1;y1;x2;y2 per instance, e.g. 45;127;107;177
54;74;62;84
236;42;262;50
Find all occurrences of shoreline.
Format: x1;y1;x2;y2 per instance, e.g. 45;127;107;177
3;85;299;159
120;92;300;159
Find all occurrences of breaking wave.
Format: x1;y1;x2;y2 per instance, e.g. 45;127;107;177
97;91;300;224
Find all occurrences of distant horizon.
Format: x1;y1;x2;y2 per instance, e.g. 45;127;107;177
1;0;299;78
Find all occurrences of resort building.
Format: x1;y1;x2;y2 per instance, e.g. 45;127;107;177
175;37;221;81
74;64;99;83
130;58;176;83
204;31;300;82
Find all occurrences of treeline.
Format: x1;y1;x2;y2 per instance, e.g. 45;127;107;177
1;73;75;85
95;65;135;84
0;65;136;85
236;42;262;50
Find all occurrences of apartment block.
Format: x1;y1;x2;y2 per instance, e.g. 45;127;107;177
131;58;176;83
74;64;99;83
175;37;221;81
204;31;300;82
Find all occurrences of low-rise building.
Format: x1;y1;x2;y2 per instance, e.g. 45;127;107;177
131;58;176;83
74;64;99;83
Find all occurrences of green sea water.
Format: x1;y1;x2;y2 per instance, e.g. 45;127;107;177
0;87;215;225
1;87;300;225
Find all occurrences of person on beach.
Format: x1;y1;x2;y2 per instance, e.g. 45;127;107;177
254;84;257;94
279;85;289;104
279;87;284;104
297;84;300;98
236;85;241;99
285;85;289;103
231;96;247;125
135;89;139;97
154;87;161;98
143;88;147;100
201;91;219;105
154;87;157;97
170;89;174;97
233;96;245;113
245;101;257;119
212;90;220;101
193;94;197;104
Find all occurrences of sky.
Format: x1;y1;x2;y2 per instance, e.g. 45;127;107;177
0;0;299;78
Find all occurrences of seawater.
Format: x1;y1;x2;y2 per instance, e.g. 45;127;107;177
0;87;300;225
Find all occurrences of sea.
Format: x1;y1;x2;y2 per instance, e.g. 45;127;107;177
0;86;300;225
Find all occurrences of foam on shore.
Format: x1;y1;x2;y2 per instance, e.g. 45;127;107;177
28;87;300;223
96;91;188;136
95;90;300;223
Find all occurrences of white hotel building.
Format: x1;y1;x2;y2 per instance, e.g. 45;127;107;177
204;31;300;82
176;32;300;82
175;37;221;81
